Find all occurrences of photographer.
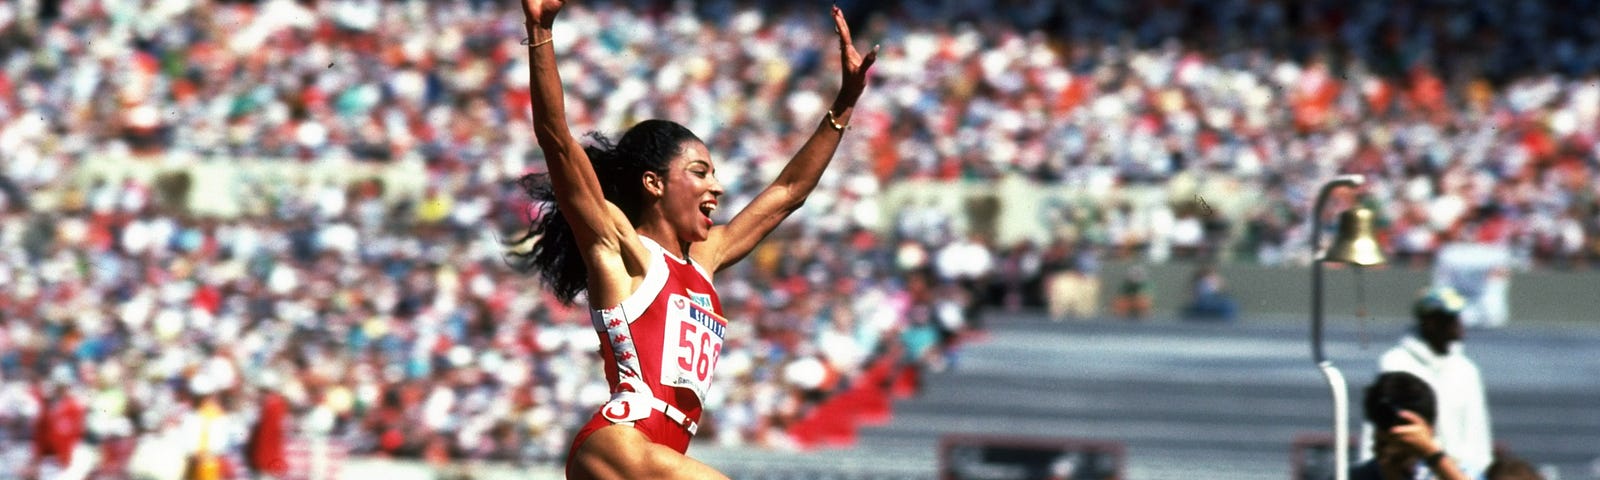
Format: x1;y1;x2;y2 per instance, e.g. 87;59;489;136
1351;371;1469;480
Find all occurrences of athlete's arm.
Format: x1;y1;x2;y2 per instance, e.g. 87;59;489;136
522;0;642;304
693;5;877;273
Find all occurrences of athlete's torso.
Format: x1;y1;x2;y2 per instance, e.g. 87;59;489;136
578;237;727;453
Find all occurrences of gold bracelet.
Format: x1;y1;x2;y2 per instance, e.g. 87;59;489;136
523;36;553;48
825;109;849;132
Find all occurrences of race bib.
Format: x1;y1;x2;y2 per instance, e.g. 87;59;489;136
660;293;726;401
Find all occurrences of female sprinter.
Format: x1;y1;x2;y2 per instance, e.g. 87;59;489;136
512;0;876;478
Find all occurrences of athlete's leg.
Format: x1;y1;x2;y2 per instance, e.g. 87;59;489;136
568;424;730;480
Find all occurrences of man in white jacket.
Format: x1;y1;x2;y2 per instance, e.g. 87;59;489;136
1360;287;1494;479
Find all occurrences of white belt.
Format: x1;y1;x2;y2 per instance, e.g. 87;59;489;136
607;392;699;435
647;395;699;436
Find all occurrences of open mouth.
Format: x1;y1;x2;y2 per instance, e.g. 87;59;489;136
699;201;717;224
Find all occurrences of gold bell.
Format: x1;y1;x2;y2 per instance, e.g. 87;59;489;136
1322;207;1387;266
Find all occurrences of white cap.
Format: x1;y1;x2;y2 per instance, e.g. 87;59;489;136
254;370;282;391
189;373;220;396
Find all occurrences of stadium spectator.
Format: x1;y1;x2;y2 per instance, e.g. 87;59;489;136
1110;265;1153;321
1181;264;1238;322
244;373;292;479
1041;237;1097;321
989;240;1043;312
179;374;240;480
30;380;88;480
934;232;994;327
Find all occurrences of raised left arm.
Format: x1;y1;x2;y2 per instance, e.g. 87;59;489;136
693;5;877;272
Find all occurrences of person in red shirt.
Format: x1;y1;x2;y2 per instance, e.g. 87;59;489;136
31;381;86;480
509;1;875;478
245;374;292;480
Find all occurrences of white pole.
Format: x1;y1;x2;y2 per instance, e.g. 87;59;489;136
1318;361;1349;480
1310;174;1363;480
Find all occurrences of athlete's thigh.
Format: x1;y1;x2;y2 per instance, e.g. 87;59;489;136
569;424;729;480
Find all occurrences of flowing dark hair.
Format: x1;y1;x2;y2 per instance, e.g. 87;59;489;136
506;119;702;305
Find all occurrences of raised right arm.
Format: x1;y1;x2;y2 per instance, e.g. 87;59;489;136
522;0;640;304
524;2;613;248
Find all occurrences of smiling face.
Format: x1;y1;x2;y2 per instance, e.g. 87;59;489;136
647;140;723;243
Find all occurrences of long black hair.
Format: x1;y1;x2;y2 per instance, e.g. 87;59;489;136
506;119;703;305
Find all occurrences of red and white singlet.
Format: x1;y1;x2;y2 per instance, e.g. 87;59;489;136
568;237;727;460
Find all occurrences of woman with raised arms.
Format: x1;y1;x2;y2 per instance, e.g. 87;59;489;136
511;1;877;478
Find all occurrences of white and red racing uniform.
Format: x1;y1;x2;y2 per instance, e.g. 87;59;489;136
566;237;727;469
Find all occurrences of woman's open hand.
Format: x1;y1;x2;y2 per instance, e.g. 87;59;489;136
830;5;878;110
521;0;566;28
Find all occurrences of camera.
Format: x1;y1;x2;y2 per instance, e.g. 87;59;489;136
1371;397;1410;431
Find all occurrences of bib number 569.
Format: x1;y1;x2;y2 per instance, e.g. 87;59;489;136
677;322;720;382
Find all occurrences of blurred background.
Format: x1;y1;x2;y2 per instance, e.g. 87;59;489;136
1;0;1598;479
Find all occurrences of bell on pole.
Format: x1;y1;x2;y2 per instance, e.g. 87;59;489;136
1322;207;1386;267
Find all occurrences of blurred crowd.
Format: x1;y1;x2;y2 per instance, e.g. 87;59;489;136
1;0;1600;477
855;0;1600;270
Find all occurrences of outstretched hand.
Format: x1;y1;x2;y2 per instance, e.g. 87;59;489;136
830;5;878;110
521;0;566;28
